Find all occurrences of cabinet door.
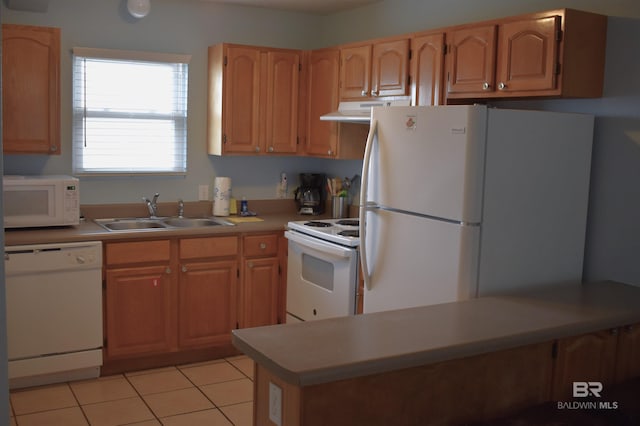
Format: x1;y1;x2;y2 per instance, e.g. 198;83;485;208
223;46;261;154
495;15;560;93
105;265;172;358
340;45;371;99
615;323;640;383
446;25;497;95
178;260;238;348
2;24;60;154
410;33;445;106
305;49;339;157
551;330;618;401
371;39;409;97
265;50;300;154
242;257;280;328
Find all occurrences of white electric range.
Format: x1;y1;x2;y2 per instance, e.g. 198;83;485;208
284;218;360;322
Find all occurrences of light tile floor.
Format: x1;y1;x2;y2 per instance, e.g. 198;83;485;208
9;355;255;426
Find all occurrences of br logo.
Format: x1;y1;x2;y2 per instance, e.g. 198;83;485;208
573;381;603;397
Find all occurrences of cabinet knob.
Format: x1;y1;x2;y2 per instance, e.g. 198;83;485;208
248;261;254;269
259;242;267;250
50;145;58;152
181;265;187;273
498;82;507;90
482;82;491;90
610;328;619;335
254;146;260;153
268;146;274;153
371;90;379;96
361;90;368;97
165;267;172;274
327;149;334;156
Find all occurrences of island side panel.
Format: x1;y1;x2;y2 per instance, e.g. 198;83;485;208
252;341;552;426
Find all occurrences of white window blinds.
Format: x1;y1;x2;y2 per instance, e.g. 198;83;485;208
72;48;190;175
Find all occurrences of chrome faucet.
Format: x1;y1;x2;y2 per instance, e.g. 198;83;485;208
142;193;160;218
177;199;184;218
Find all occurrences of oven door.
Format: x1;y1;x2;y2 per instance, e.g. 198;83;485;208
285;230;358;322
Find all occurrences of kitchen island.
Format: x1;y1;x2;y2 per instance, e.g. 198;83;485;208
232;280;640;425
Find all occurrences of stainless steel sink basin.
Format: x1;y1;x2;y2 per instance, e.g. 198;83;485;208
95;218;166;231
162;217;228;228
94;217;234;232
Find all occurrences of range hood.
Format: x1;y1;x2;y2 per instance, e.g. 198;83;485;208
320;99;411;123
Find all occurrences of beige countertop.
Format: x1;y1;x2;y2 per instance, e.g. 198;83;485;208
232;280;640;387
4;199;337;246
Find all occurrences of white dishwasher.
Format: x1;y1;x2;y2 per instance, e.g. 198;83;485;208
5;241;103;389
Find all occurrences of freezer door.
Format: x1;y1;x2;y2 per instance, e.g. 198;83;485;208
362;208;480;314
367;105;486;223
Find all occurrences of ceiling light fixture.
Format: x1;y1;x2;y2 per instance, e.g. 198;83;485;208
127;0;150;18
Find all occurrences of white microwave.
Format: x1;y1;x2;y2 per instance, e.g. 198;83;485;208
3;175;80;228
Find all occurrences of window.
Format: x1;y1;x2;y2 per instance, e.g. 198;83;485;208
72;48;190;175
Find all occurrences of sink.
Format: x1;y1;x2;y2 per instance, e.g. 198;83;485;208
162;217;231;228
95;218;166;231
94;217;234;232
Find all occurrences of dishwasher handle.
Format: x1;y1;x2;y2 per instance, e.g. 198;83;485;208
5;241;103;275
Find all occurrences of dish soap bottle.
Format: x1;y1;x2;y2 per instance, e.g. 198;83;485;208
240;197;248;215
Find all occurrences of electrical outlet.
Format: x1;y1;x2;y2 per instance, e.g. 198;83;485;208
269;381;282;426
198;185;209;201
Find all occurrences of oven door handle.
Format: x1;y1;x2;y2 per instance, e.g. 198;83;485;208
284;231;354;259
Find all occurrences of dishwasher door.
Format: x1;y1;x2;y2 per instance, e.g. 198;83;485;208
5;241;103;387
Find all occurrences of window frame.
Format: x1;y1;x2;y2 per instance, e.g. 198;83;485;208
71;47;191;176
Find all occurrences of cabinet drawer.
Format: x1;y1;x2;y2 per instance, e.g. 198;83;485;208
243;234;279;257
105;240;171;266
180;236;238;260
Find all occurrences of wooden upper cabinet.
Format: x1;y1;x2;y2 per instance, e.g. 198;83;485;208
207;43;301;155
495;16;560;93
265;50;300;154
445;9;607;100
371;39;410;97
2;24;60;155
221;46;261;154
410;32;445;106
446;25;497;95
340;45;371;99
305;48;339;157
339;38;409;100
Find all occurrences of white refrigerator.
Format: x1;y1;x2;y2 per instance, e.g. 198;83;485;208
359;105;594;314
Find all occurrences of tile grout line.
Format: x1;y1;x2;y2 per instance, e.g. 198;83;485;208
9;356;254;426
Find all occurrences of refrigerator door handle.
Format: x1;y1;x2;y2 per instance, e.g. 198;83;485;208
360;119;378;291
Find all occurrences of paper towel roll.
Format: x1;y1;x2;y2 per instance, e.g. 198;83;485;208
213;177;232;216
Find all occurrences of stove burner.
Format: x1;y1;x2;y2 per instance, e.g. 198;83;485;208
336;219;359;227
338;230;359;238
304;221;332;227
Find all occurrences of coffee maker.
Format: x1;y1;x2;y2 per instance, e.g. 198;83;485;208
294;173;325;215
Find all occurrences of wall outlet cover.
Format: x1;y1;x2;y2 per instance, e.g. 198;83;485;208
269;381;282;426
198;185;209;201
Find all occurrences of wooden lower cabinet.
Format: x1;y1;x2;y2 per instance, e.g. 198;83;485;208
255;342;553;425
103;236;240;368
178;259;237;348
103;233;285;372
551;329;618;400
240;233;282;328
615;323;640;383
105;265;173;358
